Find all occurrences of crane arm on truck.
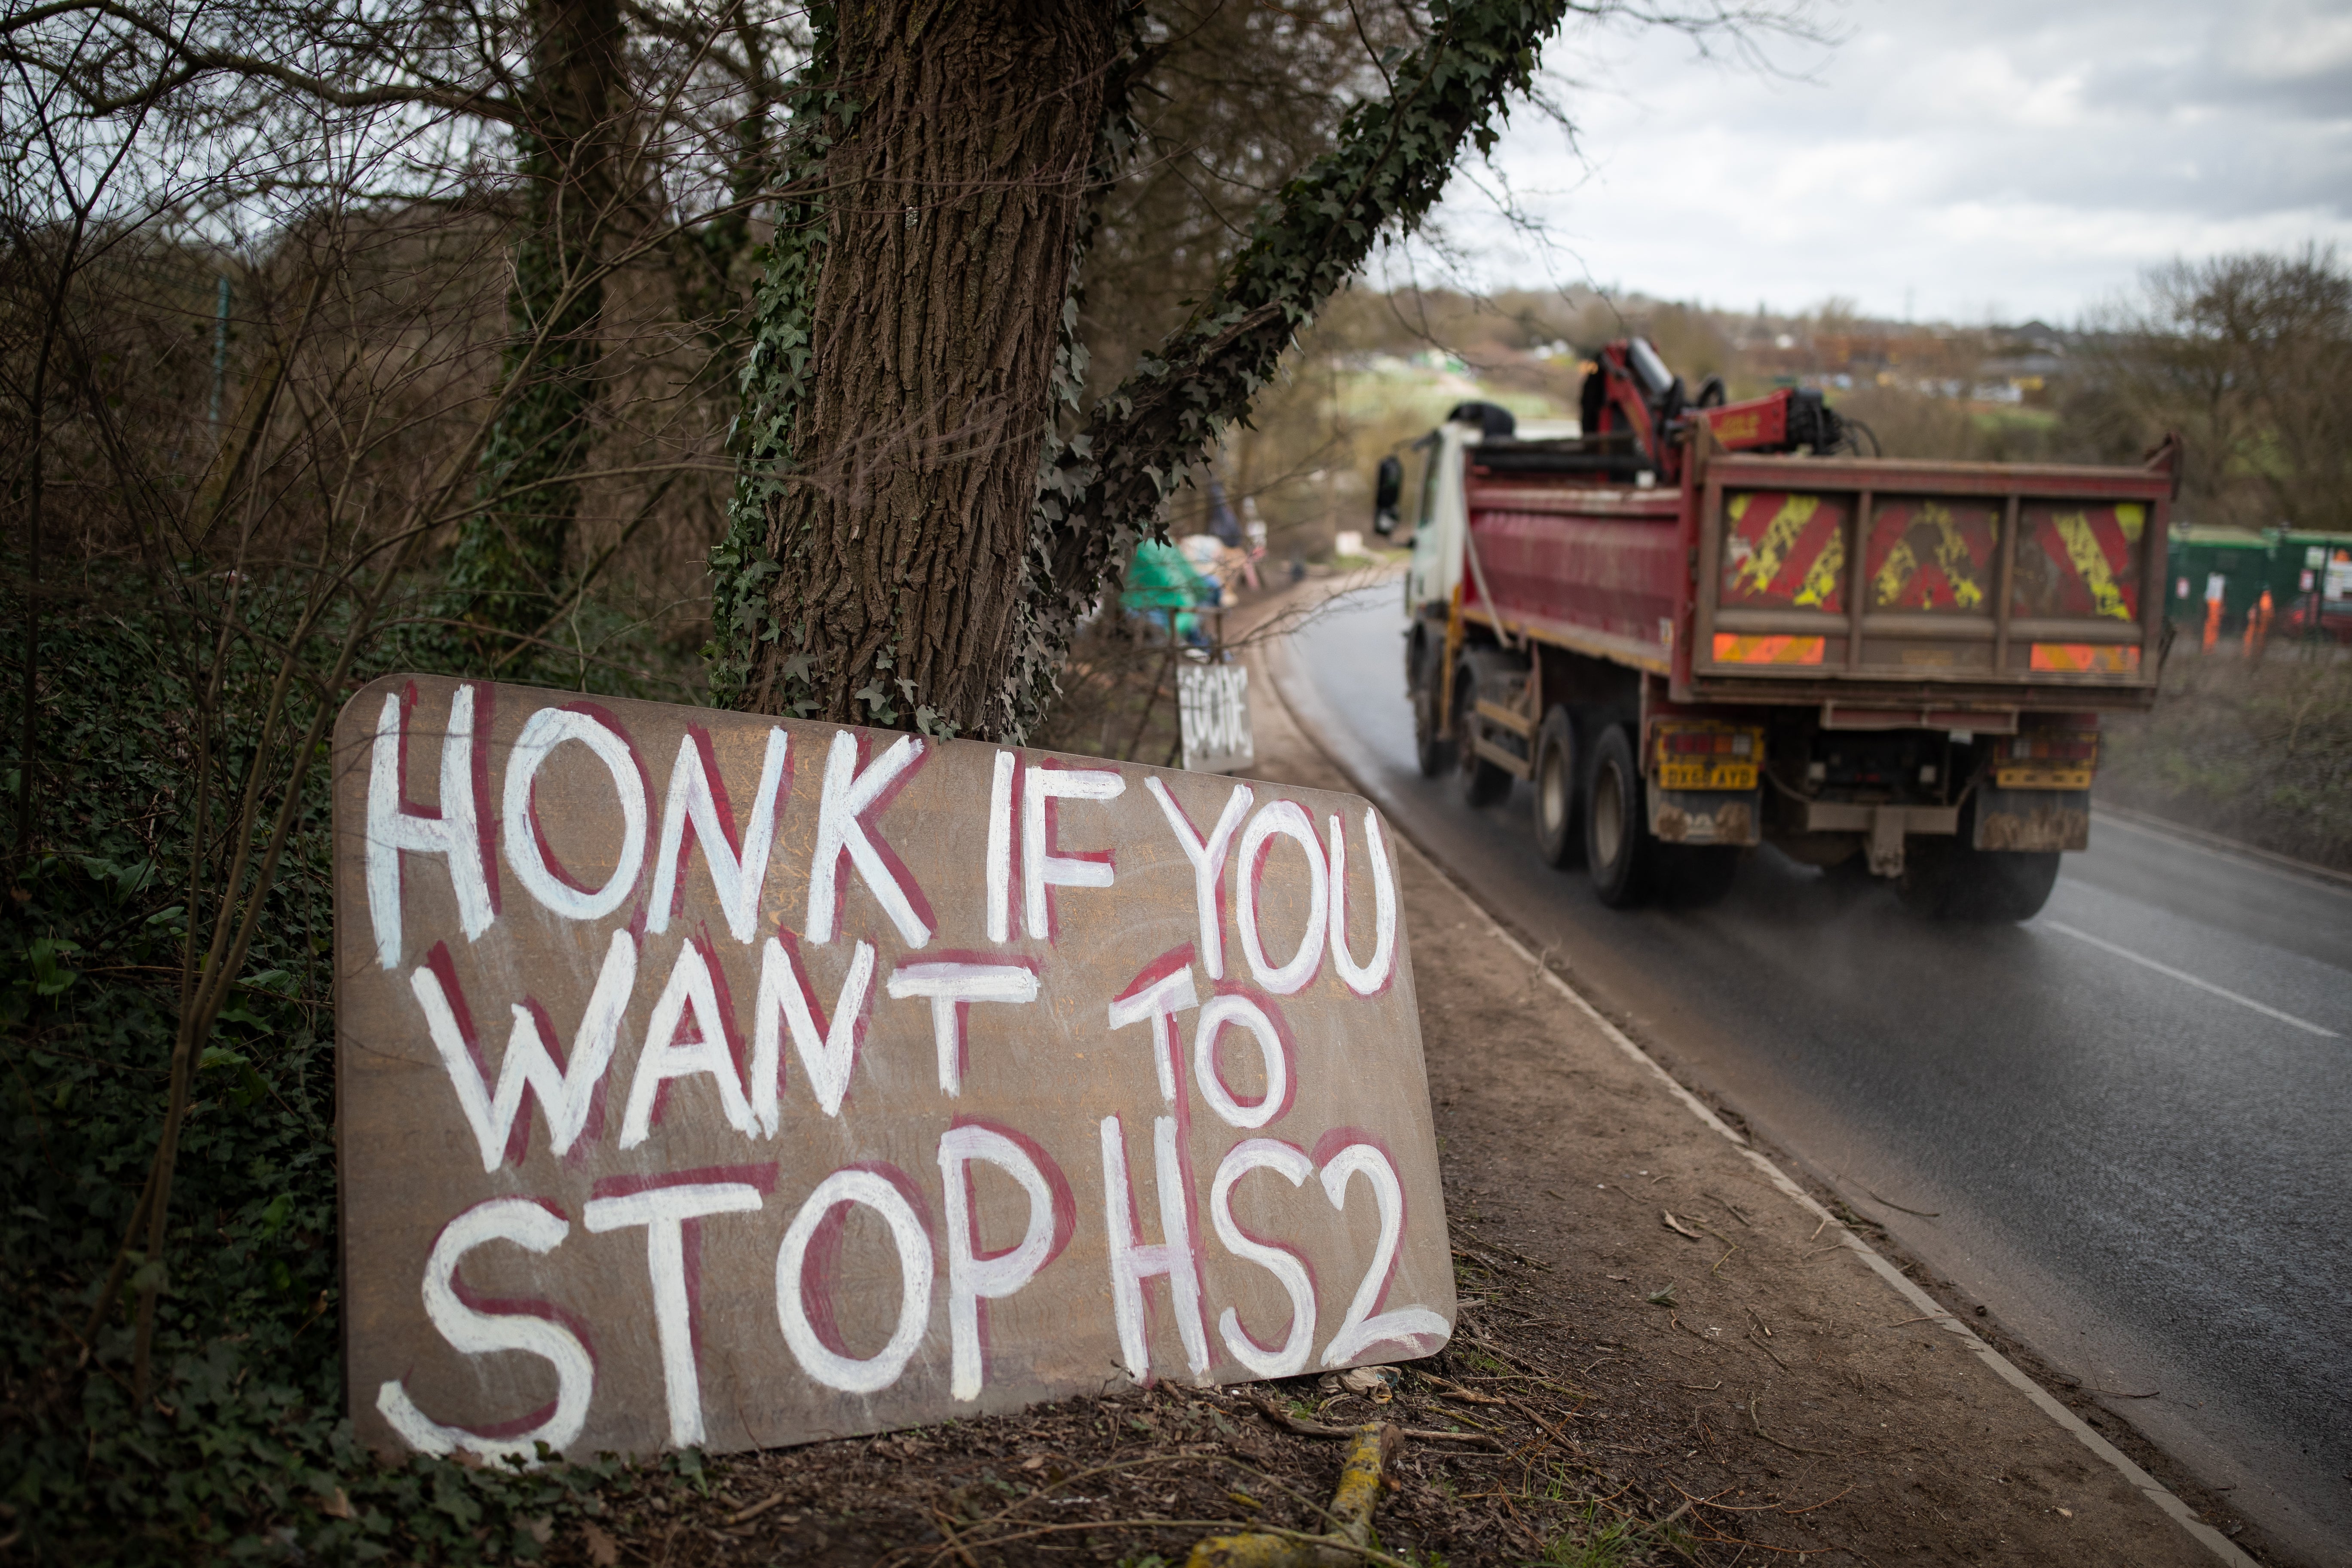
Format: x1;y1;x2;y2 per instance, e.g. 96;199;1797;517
1578;338;1859;487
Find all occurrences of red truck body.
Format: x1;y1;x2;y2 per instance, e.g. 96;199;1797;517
1388;345;2180;919
1464;449;2174;710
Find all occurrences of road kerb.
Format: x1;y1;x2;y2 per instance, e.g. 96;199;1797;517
1256;619;2261;1568
2092;801;2352;894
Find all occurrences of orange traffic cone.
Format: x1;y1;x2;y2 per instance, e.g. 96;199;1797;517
2204;596;2222;654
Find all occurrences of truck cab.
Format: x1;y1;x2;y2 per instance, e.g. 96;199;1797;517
1391;404;1586;622
1379;403;1580;754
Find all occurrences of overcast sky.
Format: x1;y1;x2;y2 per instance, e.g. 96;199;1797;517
1405;0;2352;326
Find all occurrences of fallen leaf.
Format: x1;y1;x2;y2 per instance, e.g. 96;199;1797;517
316;1488;353;1520
582;1521;621;1567
1662;1210;1703;1240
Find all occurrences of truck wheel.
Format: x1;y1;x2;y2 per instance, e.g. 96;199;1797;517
1899;839;2060;922
1410;638;1455;779
1532;706;1582;867
1453;657;1515;807
1957;851;2060;921
1585;725;1655;907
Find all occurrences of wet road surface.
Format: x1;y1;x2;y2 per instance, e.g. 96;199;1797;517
1272;584;2352;1563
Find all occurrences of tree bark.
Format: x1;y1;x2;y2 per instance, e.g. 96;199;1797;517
744;0;1119;735
446;0;626;654
718;0;1569;737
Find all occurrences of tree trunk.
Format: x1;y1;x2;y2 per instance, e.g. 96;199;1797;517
744;0;1118;736
446;0;625;656
717;0;1570;737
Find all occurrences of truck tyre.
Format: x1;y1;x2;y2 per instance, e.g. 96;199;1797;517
1901;842;2060;922
1532;706;1582;867
1453;655;1515;807
1585;725;1656;907
1898;804;2061;922
1410;636;1455;779
1957;851;2061;921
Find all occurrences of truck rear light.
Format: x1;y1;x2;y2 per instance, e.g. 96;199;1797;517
1712;633;1826;666
1994;732;2099;789
2002;735;2098;762
2029;643;2139;674
1662;731;1754;755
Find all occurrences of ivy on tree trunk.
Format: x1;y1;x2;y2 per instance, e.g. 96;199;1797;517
445;0;625;660
714;0;1571;738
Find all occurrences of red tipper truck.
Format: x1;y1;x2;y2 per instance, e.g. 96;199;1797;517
1370;337;2181;920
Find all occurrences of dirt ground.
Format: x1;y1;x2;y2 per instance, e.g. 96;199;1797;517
535;593;2248;1568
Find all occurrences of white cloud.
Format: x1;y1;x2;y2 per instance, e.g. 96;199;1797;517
1418;0;2352;322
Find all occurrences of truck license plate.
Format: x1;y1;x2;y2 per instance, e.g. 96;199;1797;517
1658;761;1757;791
1994;764;2092;791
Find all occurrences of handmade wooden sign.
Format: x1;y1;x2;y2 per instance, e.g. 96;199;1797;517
1178;662;1256;775
331;676;1449;1463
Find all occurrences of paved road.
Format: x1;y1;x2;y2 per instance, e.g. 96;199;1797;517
1272;584;2352;1564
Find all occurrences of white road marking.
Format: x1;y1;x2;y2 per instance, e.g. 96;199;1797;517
2041;920;2339;1039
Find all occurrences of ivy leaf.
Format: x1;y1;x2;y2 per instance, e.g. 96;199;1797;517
27;937;80;996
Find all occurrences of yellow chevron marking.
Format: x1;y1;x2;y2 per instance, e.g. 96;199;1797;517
2052;510;2131;620
1730;493;1822;599
1795;524;1844;608
1872;501;1984;610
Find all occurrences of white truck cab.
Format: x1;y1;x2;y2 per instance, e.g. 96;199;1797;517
1375;402;1578;624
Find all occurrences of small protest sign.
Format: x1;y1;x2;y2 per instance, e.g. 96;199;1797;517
1178;662;1255;775
332;676;1447;1463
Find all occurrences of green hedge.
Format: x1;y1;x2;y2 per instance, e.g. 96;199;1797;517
0;575;643;1563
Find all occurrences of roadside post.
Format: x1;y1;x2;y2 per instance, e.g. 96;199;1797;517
332;676;1444;1462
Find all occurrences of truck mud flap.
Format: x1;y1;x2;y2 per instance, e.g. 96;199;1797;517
1650;786;1761;847
1972;786;2090;853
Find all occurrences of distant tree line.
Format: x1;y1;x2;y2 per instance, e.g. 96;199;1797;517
1262;248;2352;542
2069;246;2352;536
